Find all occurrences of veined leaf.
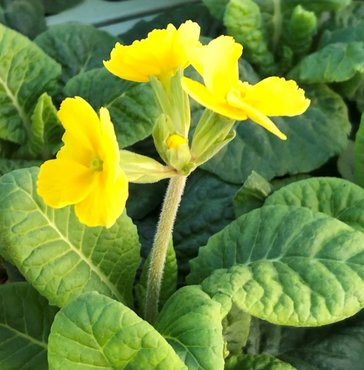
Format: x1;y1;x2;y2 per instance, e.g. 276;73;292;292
265;176;364;232
0;167;141;307
189;205;364;326
355;113;364;187
155;285;224;370
64;68;158;148
48;292;187;370
35;23;119;83
0;23;61;145
0;282;58;370
202;85;350;184
226;353;296;370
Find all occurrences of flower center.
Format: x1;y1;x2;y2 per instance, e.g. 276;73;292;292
166;134;188;149
90;157;103;171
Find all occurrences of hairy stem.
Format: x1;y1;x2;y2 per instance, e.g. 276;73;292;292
145;175;187;323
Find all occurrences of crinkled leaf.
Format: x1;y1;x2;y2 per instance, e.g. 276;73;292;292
135;240;177;316
48;291;187;370
355;113;364;186
174;169;238;278
189;205;364;326
0;23;61;145
202;84;350;184
289;42;364;83
0;282;58;370
155;285;224;370
64;68;157;148
0;167;141;308
17;92;62;159
35;23;119;83
234;171;272;218
226;353;296;370
265;176;364;232
0;0;46;38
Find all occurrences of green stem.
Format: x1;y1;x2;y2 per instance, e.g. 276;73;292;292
145;175;187;324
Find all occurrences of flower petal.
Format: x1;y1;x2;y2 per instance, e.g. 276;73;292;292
182;77;247;120
243;76;311;116
195;36;242;98
57;97;102;156
37;160;95;208
75;171;128;228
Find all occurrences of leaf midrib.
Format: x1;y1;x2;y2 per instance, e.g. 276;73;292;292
0;323;47;349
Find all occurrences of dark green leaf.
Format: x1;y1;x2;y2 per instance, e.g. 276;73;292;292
0;167;141;307
226;353;296;370
42;0;84;14
0;282;58;370
355;113;364;186
35;23;119;83
202;85;350;184
48;292;187;370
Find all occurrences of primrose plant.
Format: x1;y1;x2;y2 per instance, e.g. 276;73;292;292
2;19;364;370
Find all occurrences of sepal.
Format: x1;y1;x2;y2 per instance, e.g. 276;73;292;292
119;150;177;183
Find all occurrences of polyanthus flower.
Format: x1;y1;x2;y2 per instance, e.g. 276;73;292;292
103;20;201;84
37;97;128;228
182;36;310;140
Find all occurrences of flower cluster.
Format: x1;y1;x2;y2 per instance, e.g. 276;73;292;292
37;20;310;228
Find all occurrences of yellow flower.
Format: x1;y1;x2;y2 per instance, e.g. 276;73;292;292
181;36;311;140
37;97;128;228
103;20;201;84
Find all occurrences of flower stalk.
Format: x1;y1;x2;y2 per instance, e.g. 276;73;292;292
145;175;187;324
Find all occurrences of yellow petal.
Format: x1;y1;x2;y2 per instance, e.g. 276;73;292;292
75;171;128;228
37;159;96;208
227;90;287;140
57;97;102;155
182;77;247;120
104;21;201;83
243;77;310;116
194;36;242;98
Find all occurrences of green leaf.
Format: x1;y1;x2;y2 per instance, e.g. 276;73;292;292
284;0;350;13
202;85;350;184
331;1;364;28
17;92;62;159
355;113;364;186
202;0;229;19
234;171;272;218
35;23;118;83
42;0;84;14
320;21;364;46
265;176;364;232
155;285;224;370
289;42;364;84
135;240;177;316
64;68;157;148
226;353;296;370
0;23;61;145
189;205;364;326
278;311;364;370
48;291;187;370
0;0;46;39
0;282;58;370
0;167;141;307
338;140;355;181
174;169;238;278
0;158;41;175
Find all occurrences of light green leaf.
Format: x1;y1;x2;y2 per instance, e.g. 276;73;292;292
0;282;58;370
35;23;118;83
355;113;364;186
265;176;364;232
48;291;187;370
289;42;364;83
202;85;350;184
189;205;364;326
0;23;61;145
0;0;46;38
17;92;62;159
135;240;177;316
155;285;224;370
174;169;238;278
0;167;141;307
226;353;296;370
64;68;157;148
234;171;272;218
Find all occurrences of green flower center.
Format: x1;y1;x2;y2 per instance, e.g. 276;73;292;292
90;157;103;171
